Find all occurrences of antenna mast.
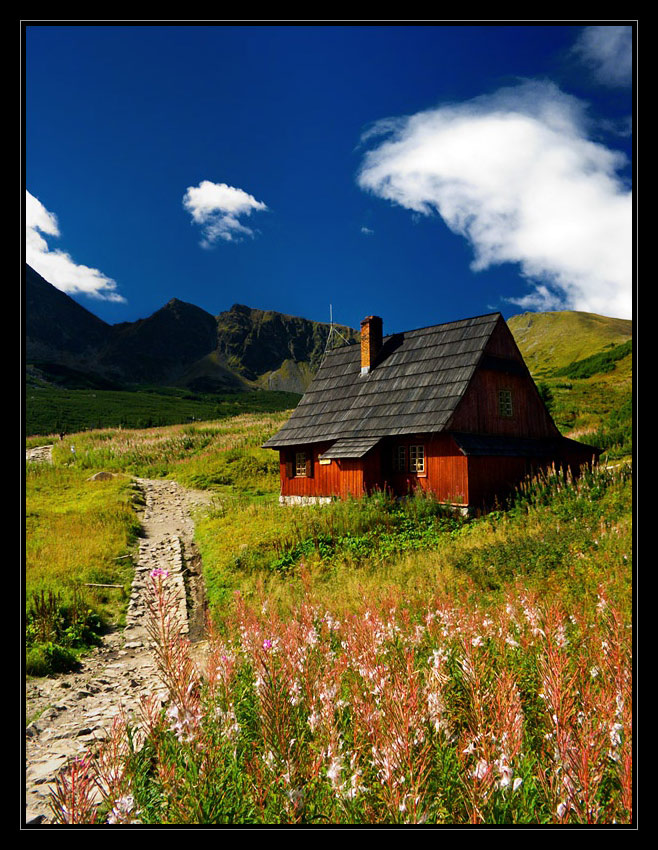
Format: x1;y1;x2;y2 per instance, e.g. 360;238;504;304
324;303;351;354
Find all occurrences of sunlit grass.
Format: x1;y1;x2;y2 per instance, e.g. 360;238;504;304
25;464;142;670
26;410;632;823
196;464;632;628
43;412;291;489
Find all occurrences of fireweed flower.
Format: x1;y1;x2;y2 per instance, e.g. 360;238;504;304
150;568;169;579
215;705;240;742
107;795;140;825
166;702;201;743
496;760;514;789
285;786;305;810
307;709;320;733
472;758;490;780
429;648;448;667
326;753;344;790
324;612;341;631
609;722;623;760
289;679;302;706
555;624;568;648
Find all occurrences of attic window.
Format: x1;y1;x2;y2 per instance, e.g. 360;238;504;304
498;389;513;418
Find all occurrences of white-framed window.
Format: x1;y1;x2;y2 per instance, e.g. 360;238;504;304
498;388;513;418
295;451;308;477
409;444;425;473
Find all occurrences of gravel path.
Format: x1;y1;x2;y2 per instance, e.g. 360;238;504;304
24;476;214;825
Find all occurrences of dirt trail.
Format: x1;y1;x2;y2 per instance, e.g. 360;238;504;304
25;476;214;825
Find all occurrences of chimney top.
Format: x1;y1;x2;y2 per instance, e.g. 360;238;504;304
360;315;383;375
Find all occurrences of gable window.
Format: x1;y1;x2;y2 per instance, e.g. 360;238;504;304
498;389;513;418
409;444;425;473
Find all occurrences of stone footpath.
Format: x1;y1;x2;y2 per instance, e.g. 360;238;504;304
25;477;213;825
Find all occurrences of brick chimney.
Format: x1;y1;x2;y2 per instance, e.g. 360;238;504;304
360;315;383;375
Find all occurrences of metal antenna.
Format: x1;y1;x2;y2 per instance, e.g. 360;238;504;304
324;303;351;354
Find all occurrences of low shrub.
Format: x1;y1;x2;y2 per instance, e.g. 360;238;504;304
26;642;80;677
553;340;632;380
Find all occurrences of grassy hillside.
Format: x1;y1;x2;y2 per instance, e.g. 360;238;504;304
507;311;632;377
508;310;633;459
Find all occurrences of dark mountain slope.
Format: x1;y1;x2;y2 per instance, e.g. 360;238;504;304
25;265;113;367
24;266;359;392
99;298;219;384
215;304;359;381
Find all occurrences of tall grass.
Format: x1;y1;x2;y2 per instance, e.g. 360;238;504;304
25;464;141;675
50;554;632;824
25;383;300;437
196;464;632;623
43;412;290;493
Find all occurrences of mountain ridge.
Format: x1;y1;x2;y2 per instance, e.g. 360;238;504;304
25;265;632;393
25;265;360;393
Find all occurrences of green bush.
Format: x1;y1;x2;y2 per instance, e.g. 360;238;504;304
26;642;80;676
553;340;632;380
26;589;104;654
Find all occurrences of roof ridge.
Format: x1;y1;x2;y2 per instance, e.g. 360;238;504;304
320;312;502;358
384;311;502;338
262;311;504;449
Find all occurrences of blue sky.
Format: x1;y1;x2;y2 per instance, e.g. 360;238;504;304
25;23;634;335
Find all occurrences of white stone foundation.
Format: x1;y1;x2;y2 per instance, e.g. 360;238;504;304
279;494;333;506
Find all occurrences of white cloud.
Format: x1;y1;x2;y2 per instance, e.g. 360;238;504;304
25;191;125;302
573;25;633;88
182;180;268;247
360;226;374;235
357;81;632;319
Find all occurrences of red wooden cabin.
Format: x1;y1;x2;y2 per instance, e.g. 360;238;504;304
263;313;599;511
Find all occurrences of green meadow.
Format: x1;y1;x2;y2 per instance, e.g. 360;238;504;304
25;319;633;823
25;382;301;437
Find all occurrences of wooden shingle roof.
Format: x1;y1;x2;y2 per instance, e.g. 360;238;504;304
263;312;502;449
